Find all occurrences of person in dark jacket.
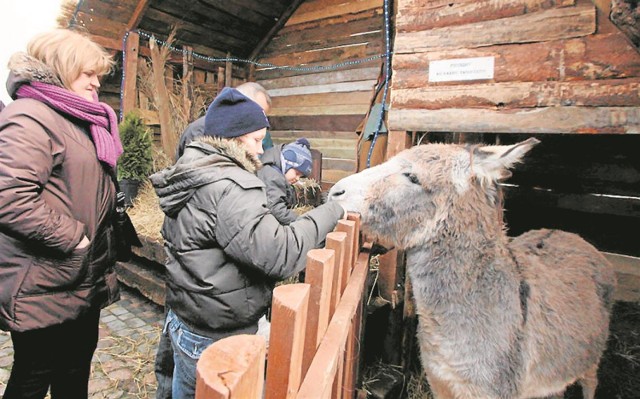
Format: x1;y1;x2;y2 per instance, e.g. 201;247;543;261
257;138;314;225
0;29;121;399
155;81;273;399
150;87;345;399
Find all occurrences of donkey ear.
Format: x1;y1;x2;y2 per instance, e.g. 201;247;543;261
471;138;540;182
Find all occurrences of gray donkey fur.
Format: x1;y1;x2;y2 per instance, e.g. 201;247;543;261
329;138;616;399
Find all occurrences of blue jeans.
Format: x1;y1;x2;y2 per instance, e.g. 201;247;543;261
166;310;215;399
155;321;174;399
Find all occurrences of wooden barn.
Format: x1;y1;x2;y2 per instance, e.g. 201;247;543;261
58;0;639;397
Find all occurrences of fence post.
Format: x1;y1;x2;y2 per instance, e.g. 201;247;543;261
302;249;336;377
265;284;310;399
195;335;266;399
325;232;347;317
336;219;356;286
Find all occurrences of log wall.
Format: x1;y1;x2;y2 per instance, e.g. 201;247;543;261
255;0;386;187
390;0;640;133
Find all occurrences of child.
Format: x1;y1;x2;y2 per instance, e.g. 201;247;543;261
258;138;314;224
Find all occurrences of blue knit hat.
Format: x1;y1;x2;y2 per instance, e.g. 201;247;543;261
282;138;313;177
204;87;270;138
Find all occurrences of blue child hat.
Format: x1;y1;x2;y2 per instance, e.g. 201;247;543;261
204;87;270;138
282;138;313;177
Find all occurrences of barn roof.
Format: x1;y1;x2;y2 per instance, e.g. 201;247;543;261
60;0;304;60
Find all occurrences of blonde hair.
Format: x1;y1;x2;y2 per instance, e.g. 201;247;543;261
27;29;114;89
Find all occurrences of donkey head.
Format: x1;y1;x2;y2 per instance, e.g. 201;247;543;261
328;138;539;249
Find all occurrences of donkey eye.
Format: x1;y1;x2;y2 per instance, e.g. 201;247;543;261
403;172;420;185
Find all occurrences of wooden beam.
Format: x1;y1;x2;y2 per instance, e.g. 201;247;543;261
248;0;306;61
225;52;233;87
217;67;225;93
386;131;412;159
388;107;640;134
395;1;596;53
195;335;266;399
127;0;152;31
265;284;310;399
121;31;140;118
390;79;640;110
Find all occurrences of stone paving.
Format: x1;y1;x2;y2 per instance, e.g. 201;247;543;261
0;286;165;399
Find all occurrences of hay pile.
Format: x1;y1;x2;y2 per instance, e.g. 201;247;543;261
127;180;163;242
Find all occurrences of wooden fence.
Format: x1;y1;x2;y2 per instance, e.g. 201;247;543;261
195;213;370;399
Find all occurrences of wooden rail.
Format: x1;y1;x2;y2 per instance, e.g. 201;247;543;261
195;213;369;399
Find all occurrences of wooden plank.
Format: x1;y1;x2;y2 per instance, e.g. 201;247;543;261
397;0;576;32
287;0;381;26
326;232;348;316
217;67;225;93
121;32;140;117
391;79;640;110
270;104;370;117
377;249;403;306
127;0;152;31
347;213;361;267
603;252;640;302
195;335;266;399
296;252;370;399
302;249;336;378
259;67;379;90
392;32;640;89
141;8;251;57
271;137;356;150
388;107;640;134
265;284;310;399
76;11;127;40
225;53;233;86
564;31;640;80
148;0;268;38
257;42;384;72
502;186;640;219
270;130;357;139
394;1;595;53
270;115;364;132
255;60;382;82
269;81;375;97
323;170;355;183
323;158;356;173
77;0;136;22
264;17;382;57
496;133;640;197
271;91;373;108
249;0;306;60
279;7;382;36
386;131;412;159
336;220;357;287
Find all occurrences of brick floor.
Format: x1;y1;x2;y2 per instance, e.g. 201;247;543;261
0;286;165;399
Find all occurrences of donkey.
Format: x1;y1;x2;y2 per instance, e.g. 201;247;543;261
328;138;616;399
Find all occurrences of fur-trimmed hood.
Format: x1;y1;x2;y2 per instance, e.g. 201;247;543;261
150;136;262;217
5;52;63;99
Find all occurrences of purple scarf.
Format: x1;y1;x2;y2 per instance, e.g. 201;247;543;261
16;82;123;168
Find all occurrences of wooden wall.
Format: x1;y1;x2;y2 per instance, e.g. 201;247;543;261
389;0;640;133
255;0;385;188
389;0;640;274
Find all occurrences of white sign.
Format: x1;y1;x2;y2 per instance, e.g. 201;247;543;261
428;57;495;83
